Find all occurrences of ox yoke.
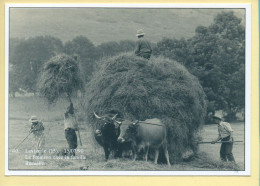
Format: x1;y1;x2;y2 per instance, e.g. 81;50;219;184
121;118;164;126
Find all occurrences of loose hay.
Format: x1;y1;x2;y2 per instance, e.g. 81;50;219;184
85;53;207;162
38;54;84;104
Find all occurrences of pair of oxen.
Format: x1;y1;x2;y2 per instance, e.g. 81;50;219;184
93;112;171;166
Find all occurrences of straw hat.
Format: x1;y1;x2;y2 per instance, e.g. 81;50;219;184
211;114;222;120
29;115;38;123
136;29;145;36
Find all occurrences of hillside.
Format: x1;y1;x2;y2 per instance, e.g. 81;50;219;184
10;8;245;45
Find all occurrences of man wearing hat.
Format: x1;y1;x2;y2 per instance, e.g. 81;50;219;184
134;29;152;60
29;116;45;149
211;115;235;162
64;103;79;156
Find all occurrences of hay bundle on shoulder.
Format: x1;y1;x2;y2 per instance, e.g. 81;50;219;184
38;54;84;105
85;53;207;162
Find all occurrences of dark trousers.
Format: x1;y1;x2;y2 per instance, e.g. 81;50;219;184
220;136;235;162
65;128;78;150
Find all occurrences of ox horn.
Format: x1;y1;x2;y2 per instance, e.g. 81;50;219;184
133;120;139;125
93;112;102;119
115;121;122;125
112;113;118;120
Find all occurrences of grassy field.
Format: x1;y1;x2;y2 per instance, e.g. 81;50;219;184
8;97;245;171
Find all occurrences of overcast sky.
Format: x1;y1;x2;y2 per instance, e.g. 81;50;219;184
9;8;245;45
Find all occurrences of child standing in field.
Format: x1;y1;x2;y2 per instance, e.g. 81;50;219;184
29;116;45;150
64;103;79;156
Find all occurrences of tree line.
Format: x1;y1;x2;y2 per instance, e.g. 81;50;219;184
9;36;136;95
9;11;245;121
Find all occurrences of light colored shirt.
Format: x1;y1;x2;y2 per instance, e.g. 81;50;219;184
218;121;234;138
64;114;78;130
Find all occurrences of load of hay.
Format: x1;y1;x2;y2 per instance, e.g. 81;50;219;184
38;54;84;105
85;53;207;162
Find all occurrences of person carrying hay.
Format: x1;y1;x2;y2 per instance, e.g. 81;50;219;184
64;103;79;156
134;29;152;60
211;115;235;162
29;116;45;150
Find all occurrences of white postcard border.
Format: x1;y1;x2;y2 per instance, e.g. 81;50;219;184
5;3;251;176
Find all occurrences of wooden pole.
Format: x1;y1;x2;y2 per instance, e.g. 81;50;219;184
15;131;32;149
198;140;244;144
77;130;82;147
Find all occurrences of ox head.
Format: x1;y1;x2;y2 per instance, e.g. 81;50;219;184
93;112;120;136
117;120;138;143
93;112;118;125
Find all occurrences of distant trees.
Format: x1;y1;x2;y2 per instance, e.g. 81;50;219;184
96;41;121;57
63;36;99;81
154;38;190;66
9;36;135;96
96;40;135;57
9;11;245;121
10;36;63;95
155;11;245;121
9;38;24;97
63;37;135;81
118;40;136;52
9;64;19;97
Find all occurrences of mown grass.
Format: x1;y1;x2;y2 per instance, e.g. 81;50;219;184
8;97;244;171
187;152;241;171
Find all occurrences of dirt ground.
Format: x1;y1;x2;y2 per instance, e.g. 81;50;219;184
8;97;245;171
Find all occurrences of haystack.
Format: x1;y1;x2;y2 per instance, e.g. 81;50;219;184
38;54;84;105
85;53;207;162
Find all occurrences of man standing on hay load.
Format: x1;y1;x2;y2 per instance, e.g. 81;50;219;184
135;29;152;60
29;116;45;150
211;115;235;162
64;103;79;156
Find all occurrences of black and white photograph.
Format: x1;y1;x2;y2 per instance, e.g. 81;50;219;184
5;4;250;175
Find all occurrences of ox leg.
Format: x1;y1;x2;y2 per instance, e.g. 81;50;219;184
144;146;149;162
132;147;137;161
104;146;110;161
154;149;159;164
164;149;171;167
131;143;137;161
133;153;137;161
163;144;171;167
114;144;123;158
